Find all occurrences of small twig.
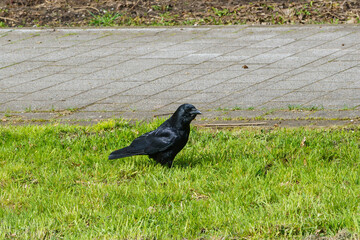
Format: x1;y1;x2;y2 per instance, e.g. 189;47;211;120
153;113;172;117
130;0;141;11
197;122;267;128
325;11;342;19
0;16;19;22
340;0;347;8
73;6;100;13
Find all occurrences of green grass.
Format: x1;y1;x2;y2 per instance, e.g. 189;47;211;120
88;11;122;27
288;104;324;111
0;21;7;28
1;119;360;239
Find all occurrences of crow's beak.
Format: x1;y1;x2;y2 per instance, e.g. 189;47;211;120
191;109;202;115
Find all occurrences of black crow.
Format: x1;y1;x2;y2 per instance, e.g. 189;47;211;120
108;104;201;167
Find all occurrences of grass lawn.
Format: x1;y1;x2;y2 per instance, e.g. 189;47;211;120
1;119;360;239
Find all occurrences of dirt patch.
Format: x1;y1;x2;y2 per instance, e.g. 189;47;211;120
0;0;359;27
1;112;360;127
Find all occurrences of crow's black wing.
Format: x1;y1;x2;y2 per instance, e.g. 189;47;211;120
129;127;178;155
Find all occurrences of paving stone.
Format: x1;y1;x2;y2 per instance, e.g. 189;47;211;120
265;80;311;90
227;74;275;84
208;55;248;62
308;110;360;119
181;92;225;103
150;74;200;85
202;83;250;93
337;54;360;61
171;53;221;64
52;99;93;110
251;38;295;48
54;56;101;66
0;100;58;112
322;89;360;99
222;99;267;109
120;83;174;96
128;98;175;111
307;61;359;72
298;81;349;91
0;92;26;104
295;48;340;57
100;95;145;104
246;89;292;98
139;50;195;59
223;63;266;71
148;90;195;99
158;43;209;52
273;91;326;102
17;90;82;101
237;33;277;41
6;112;59;120
82;103;128;112
3;80;59;93
343;66;360;73
99;81;142;91
245;53;293;64
0;77;33;90
172;78;225;91
199;70;244;80
47;79;114;91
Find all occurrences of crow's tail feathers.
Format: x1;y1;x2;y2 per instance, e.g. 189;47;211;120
108;147;140;160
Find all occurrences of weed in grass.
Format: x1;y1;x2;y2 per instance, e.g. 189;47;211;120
4;109;12;117
151;5;172;12
212;7;230;17
158;12;177;26
295;3;311;17
341;105;356;111
254;115;265;120
288;104;323;111
151;5;161;11
66;107;78;112
25;106;32;112
1;120;360;238
0;21;7;27
216;106;245;111
182;19;198;25
331;18;340;24
89;11;122;26
263;109;275;116
262;4;275;11
231;106;242;110
215;107;229;111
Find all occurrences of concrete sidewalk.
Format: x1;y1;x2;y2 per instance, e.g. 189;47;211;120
0;25;360;123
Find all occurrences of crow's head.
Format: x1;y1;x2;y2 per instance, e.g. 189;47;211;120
173;103;201;125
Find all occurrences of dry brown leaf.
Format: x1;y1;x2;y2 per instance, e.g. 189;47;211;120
300;137;306;147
